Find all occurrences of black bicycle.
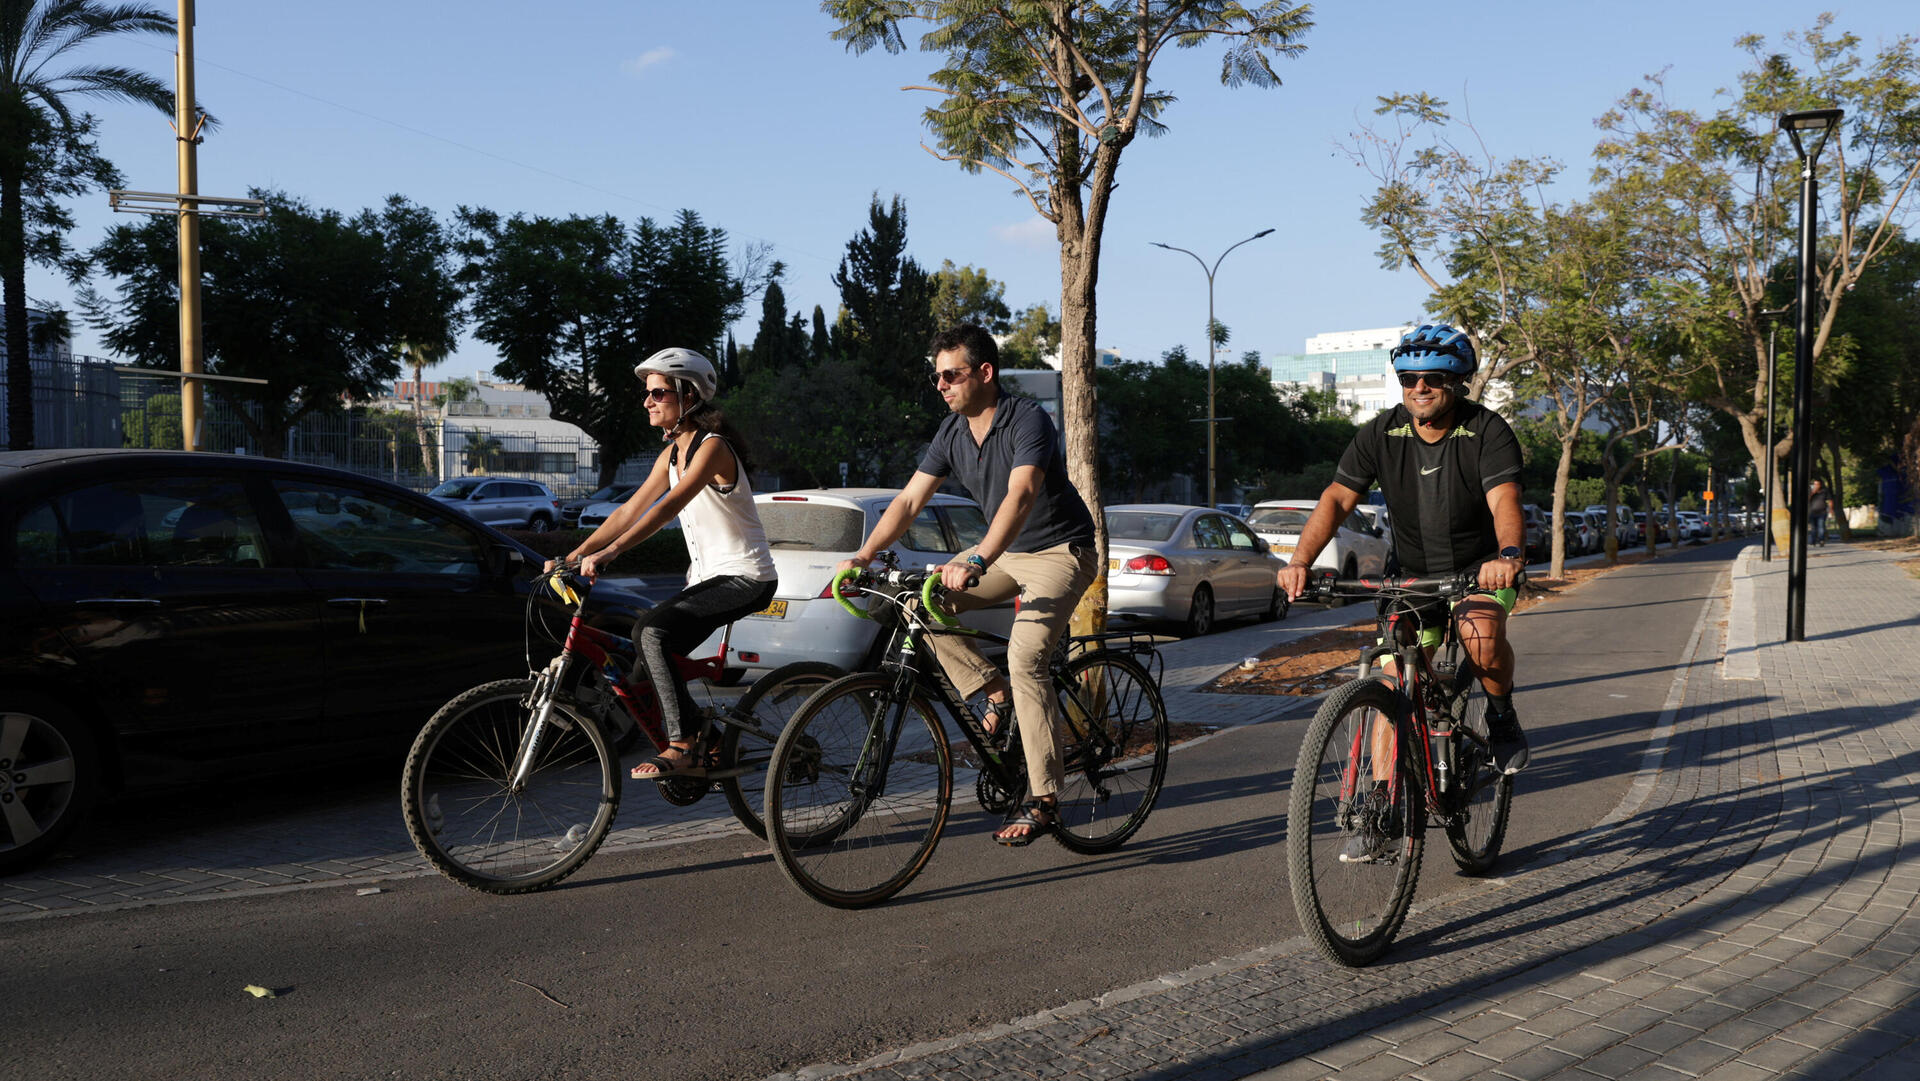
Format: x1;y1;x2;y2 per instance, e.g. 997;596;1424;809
1285;568;1518;966
762;556;1170;908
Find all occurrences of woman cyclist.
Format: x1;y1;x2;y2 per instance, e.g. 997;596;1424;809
557;348;778;779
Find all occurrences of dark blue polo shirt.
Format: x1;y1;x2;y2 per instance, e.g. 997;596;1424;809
917;393;1096;553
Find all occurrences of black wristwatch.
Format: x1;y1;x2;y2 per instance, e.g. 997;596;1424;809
1499;545;1524;562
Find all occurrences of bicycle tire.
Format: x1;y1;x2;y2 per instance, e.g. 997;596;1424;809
719;661;844;839
1443;680;1513;874
765;673;951;908
1287;678;1423;966
402;678;621;895
1050;650;1169;854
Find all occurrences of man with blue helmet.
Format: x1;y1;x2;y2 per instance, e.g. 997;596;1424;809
1276;323;1529;858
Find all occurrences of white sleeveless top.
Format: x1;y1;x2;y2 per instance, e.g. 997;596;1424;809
669;433;777;585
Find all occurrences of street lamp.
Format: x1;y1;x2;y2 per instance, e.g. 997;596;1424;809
1778;107;1842;642
1152;228;1275;507
1758;304;1792;563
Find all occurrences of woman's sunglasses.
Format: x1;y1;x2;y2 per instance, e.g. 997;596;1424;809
644;387;678;402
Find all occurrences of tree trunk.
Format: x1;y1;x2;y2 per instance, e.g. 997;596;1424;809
1;161;31;451
1550;436;1575;578
412;360;438;482
1825;436;1848;541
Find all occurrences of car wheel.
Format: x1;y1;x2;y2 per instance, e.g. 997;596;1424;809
1260;587;1287;623
1184;585;1215;637
0;694;102;875
527;514;554;533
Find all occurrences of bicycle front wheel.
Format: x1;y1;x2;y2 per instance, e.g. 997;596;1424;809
719;661;843;839
402;679;621;895
1444;682;1513;874
1287;678;1423;967
765;673;951;908
1051;651;1169;854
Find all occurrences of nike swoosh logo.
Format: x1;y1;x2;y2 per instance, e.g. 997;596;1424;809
1421;466;1442;475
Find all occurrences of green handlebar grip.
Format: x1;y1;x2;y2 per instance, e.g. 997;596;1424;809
832;567;869;620
921;573;959;627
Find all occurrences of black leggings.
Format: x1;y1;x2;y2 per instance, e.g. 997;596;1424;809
632;575;777;742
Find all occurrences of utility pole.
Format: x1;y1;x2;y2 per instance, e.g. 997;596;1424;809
175;0;204;450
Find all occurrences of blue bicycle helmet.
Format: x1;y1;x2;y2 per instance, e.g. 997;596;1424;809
1390;323;1477;378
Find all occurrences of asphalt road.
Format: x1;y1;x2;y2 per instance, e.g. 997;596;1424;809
1;546;1737;1080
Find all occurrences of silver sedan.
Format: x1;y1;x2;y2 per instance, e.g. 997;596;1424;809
1105;504;1287;637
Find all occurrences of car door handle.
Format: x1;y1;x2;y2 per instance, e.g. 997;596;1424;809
75;597;162;606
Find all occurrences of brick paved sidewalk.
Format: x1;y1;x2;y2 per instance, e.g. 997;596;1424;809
775;543;1920;1081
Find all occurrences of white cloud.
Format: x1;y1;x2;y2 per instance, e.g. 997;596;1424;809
622;47;676;76
991;217;1055;251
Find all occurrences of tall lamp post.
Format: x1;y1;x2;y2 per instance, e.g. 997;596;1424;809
1758;304;1792;563
1779;107;1842;642
1152;228;1274;507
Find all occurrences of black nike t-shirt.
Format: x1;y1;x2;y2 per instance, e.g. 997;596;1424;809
1334;400;1523;576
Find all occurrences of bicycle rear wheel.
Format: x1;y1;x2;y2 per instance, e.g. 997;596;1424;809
1444;682;1513;874
765;673;951;908
719;660;843;839
1051;651;1169;854
402;678;620;894
1287;678;1423;966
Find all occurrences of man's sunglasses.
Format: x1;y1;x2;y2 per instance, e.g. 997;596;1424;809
930;367;977;387
1397;371;1459;390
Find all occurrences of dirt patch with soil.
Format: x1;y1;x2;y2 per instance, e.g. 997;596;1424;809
1852;534;1920;578
1204;552;1657;697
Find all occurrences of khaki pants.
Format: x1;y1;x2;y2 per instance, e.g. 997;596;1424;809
928;542;1100;799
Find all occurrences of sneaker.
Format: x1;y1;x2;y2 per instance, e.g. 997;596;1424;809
1339;787;1392;864
1487;708;1530;775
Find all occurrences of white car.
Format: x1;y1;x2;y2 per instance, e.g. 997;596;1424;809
1246;499;1391;601
1353;503;1394;556
694;488;1017;674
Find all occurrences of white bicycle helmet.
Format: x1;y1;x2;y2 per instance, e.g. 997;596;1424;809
633;347;718;401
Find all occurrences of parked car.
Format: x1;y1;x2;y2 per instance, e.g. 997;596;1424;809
1676;511;1706;541
0;448;651;873
1353;503;1394;556
1586;504;1636;546
1520;503;1548;558
427;476;562;532
1246;499;1391;605
1105;504;1286;636
693;488;1017;675
578;488;644;530
561;482;640;528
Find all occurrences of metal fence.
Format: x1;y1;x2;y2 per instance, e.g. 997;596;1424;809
7;355;645;498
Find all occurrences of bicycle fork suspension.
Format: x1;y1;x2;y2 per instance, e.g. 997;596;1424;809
509;656;574;792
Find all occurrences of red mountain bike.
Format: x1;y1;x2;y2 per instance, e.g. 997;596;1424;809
1285;569;1518;966
402;566;838;894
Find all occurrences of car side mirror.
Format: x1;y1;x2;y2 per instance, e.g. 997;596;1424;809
489;544;528;577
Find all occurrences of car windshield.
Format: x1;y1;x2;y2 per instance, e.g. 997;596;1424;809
758;502;865;551
1105;511;1183;542
430;478;487;499
1248;508;1312;532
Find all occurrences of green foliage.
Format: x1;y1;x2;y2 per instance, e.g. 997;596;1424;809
1;0;176;448
455;207;749;484
85;190;412;454
508;527;690;575
929;260;1011;333
997;302;1059;369
122;391;181;449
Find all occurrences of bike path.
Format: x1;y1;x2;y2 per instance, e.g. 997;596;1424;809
0;574;1363;919
774;541;1920;1081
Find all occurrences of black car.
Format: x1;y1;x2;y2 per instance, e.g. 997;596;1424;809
0;449;649;873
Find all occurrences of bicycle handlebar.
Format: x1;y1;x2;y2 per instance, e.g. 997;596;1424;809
1304;565;1525;603
830;558;977;627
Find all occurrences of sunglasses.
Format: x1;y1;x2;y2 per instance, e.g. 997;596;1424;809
930;367;976;387
644;387;678;402
1397;371;1458;390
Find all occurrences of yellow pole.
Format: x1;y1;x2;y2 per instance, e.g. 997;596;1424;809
175;0;202;451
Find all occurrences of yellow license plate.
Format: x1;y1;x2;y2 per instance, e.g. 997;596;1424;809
1108;557;1120;571
750;599;788;619
1273;546;1294;558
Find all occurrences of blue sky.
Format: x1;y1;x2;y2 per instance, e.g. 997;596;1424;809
34;1;1913;380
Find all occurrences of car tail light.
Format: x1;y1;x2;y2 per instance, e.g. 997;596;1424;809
736;651;760;664
771;495;809;501
1122;554;1174;575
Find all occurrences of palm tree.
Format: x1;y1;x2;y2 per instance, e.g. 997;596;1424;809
2;0;176;450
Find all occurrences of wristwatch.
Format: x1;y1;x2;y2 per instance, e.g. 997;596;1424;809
1499;545;1524;562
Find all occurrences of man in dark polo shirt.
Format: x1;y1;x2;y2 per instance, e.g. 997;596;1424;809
836;324;1099;846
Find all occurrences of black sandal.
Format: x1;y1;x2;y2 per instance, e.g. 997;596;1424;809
631;742;705;780
982;699;1012;747
994;798;1057;848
